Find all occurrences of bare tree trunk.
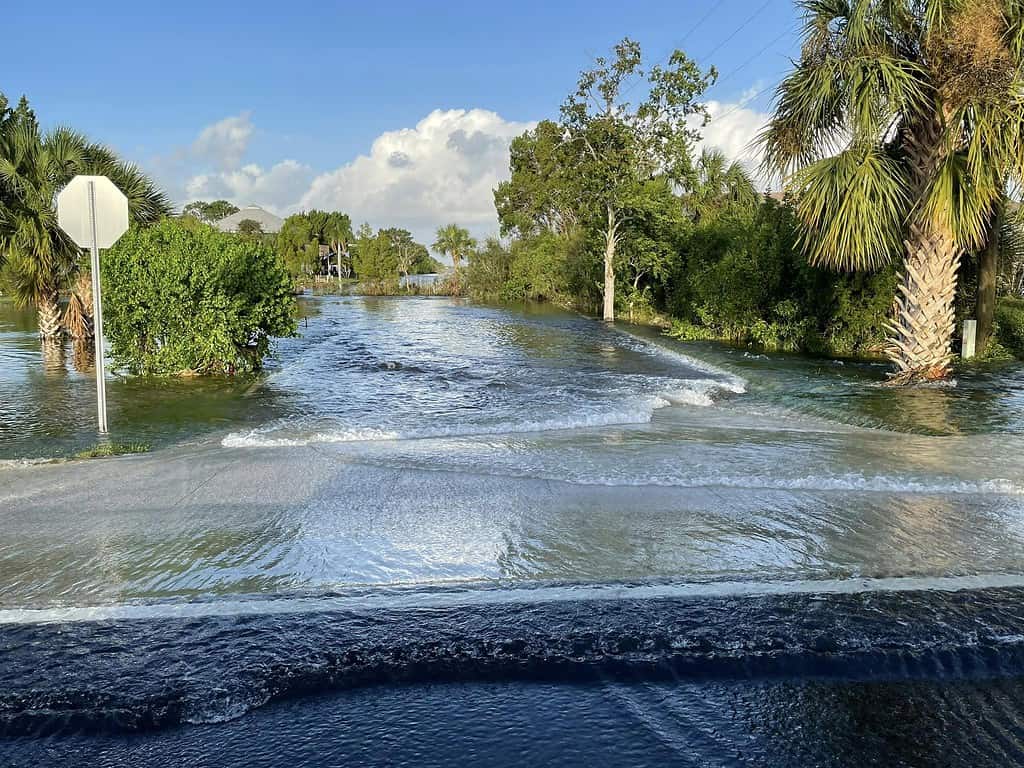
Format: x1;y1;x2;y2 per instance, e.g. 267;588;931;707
976;202;1002;355
602;205;618;322
452;253;462;296
37;291;63;341
886;220;961;383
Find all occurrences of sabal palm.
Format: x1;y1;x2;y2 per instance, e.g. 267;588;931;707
432;223;476;294
684;148;759;221
0;107;170;339
760;0;1024;382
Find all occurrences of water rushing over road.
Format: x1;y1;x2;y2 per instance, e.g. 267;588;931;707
3;296;1024;763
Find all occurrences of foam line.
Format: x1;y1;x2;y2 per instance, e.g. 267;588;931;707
5;573;1024;625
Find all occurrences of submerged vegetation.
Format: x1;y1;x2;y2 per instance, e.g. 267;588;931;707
0;91;171;343
760;0;1024;381
467;11;1024;370
72;442;150;460
102;218;296;375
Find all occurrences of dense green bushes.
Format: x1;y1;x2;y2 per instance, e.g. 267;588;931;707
102;218;296;375
664;200;899;355
471;195;900;357
996;297;1024;357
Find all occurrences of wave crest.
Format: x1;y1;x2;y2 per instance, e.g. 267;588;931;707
222;380;743;448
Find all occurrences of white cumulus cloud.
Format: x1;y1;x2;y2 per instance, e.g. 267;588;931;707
185;160;315;214
190;113;254;171
696;87;774;187
154;94;772;233
298;109;535;243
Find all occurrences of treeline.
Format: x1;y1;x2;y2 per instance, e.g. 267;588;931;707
184;203;443;287
0;92;296;376
465;37;1024;362
469;184;900;356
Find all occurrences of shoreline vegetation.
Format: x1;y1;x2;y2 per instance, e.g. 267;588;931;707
4;5;1024;381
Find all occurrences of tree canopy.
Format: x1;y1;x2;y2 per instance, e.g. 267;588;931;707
0;91;171;339
182;200;239;224
495;39;714;320
760;0;1024;380
277;210;354;278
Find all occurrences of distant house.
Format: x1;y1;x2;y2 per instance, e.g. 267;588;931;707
215;205;284;234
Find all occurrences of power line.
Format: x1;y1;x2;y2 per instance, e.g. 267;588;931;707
712;26;791;89
700;0;774;65
617;0;779;102
712;81;776;122
678;0;730;46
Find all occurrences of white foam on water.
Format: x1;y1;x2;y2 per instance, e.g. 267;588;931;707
610;324;748;392
6;572;1024;625
0;457;60;469
222;379;743;448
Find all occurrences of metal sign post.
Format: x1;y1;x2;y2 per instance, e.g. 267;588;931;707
87;181;108;432
57;175;130;435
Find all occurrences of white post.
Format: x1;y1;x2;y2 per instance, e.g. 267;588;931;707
88;181;108;433
962;318;977;360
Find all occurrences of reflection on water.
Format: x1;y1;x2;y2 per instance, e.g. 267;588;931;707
4;297;1024;760
4;297;1024;461
3;297;1024;605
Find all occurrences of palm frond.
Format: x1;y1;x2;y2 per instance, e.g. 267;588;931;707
919;149;1001;250
791;143;909;270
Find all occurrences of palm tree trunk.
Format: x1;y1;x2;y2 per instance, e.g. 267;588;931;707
886;221;961;383
602;204;618;322
976;202;1002;355
37;291;63;341
886;113;961;383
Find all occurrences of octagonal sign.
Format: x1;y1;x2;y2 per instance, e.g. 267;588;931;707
57;175;129;249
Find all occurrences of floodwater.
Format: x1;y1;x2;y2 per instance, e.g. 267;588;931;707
3;296;1024;766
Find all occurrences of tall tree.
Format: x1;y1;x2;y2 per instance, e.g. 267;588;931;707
494;120;579;239
0;93;170;341
760;0;1024;382
558;38;714;321
277;210;353;278
353;223;399;282
432;223;476;294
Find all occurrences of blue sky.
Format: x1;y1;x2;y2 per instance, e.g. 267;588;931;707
5;0;802;240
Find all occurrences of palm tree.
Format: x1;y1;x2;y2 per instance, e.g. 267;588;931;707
682;148;759;222
760;0;1024;382
0;96;170;341
432;223;476;295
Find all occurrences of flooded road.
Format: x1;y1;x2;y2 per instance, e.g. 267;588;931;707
3;297;1024;765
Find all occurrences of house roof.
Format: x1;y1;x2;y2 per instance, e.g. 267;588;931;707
215;205;284;234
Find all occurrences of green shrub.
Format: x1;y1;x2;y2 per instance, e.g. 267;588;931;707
995;297;1024;357
505;231;572;302
72;442;150;459
102;218;296;375
664;200;897;355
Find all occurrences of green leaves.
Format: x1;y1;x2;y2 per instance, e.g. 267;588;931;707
101;219;296;375
277;210;354;278
765;0;1024;283
792;144;909;270
0;91;170;310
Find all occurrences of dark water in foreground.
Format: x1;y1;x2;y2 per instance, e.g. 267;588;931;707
6;585;1024;766
4;297;1024;765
